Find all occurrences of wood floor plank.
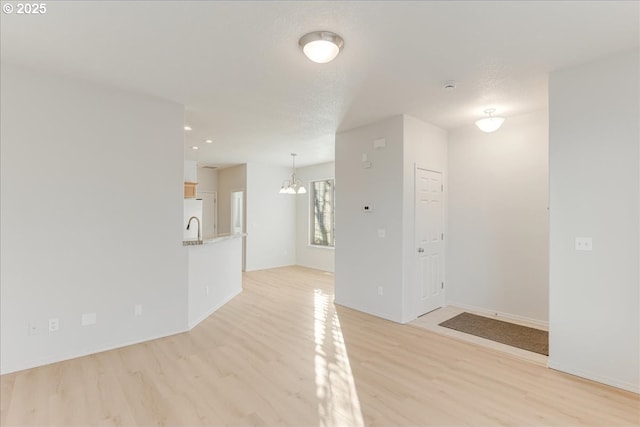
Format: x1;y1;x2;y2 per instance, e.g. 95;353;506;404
1;266;638;426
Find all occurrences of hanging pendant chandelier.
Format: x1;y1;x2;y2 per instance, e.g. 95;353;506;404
279;153;307;194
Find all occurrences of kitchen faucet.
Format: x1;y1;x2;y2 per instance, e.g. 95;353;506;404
186;216;201;241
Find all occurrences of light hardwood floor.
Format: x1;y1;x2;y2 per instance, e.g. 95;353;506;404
1;266;639;426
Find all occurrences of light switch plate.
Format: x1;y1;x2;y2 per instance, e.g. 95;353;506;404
373;138;386;149
575;237;593;251
378;228;386;238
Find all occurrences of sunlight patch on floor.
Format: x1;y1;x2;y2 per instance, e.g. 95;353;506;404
314;289;364;427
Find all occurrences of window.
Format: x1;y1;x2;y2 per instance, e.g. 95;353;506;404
310;179;335;247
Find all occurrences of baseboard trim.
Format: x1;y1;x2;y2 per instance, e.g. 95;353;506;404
445;300;549;329
548;359;640;395
334;298;402;324
188;288;242;330
0;327;188;376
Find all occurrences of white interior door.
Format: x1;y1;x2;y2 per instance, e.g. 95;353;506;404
231;191;243;235
415;168;444;316
199;191;217;239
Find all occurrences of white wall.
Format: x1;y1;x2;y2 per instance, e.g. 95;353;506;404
197;166;219;239
295;162;336;273
197;166;218;193
184;160;198;182
446;111;549;325
549;50;639;393
0;64;187;374
402;115;448;322
335;115;447;323
245;163;296;271
187;238;242;328
335;116;406;322
217;164;246;235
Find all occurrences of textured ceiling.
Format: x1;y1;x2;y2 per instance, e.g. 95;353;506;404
2;1;638;167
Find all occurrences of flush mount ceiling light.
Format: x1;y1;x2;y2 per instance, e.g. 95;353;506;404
204;139;213;144
279;153;307;194
191;146;199;150
184;125;192;131
475;108;505;133
299;31;344;63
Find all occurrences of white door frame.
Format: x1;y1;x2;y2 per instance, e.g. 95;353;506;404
414;165;445;318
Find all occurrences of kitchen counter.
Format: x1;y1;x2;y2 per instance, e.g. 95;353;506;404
184;233;245;329
183;233;246;246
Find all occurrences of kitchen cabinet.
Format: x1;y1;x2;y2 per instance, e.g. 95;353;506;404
184;182;198;198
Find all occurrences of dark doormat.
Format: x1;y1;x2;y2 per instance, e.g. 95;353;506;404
439;312;548;356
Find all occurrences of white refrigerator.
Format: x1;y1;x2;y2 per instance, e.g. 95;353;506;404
183;198;203;240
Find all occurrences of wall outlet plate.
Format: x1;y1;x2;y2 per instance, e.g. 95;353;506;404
575;237;593;251
81;312;97;326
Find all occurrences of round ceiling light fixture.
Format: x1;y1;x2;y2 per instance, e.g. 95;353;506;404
475;108;505;133
442;81;457;92
299;31;344;63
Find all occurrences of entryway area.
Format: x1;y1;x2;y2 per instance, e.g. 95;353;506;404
410;306;548;365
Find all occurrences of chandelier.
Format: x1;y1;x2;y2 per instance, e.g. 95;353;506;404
279;153;307;194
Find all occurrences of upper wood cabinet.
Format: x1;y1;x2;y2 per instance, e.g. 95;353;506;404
184;182;198;198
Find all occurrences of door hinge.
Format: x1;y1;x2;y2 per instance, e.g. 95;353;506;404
441;232;444;240
441;282;444;289
441;184;443;192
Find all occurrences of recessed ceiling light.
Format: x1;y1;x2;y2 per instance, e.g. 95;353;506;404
184;125;192;131
299;31;344;63
191;146;199;150
204;139;213;144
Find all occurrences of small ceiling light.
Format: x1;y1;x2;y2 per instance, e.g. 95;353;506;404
442;81;457;92
191;146;199;150
279;153;306;195
475;108;505;133
204;139;213;144
299;31;344;63
184;125;192;131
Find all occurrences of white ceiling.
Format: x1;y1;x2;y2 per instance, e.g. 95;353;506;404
2;1;638;168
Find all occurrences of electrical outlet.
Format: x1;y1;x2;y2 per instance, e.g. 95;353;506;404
81;312;97;326
48;318;59;332
377;228;386;238
134;304;142;317
575;237;593;251
377;286;384;296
